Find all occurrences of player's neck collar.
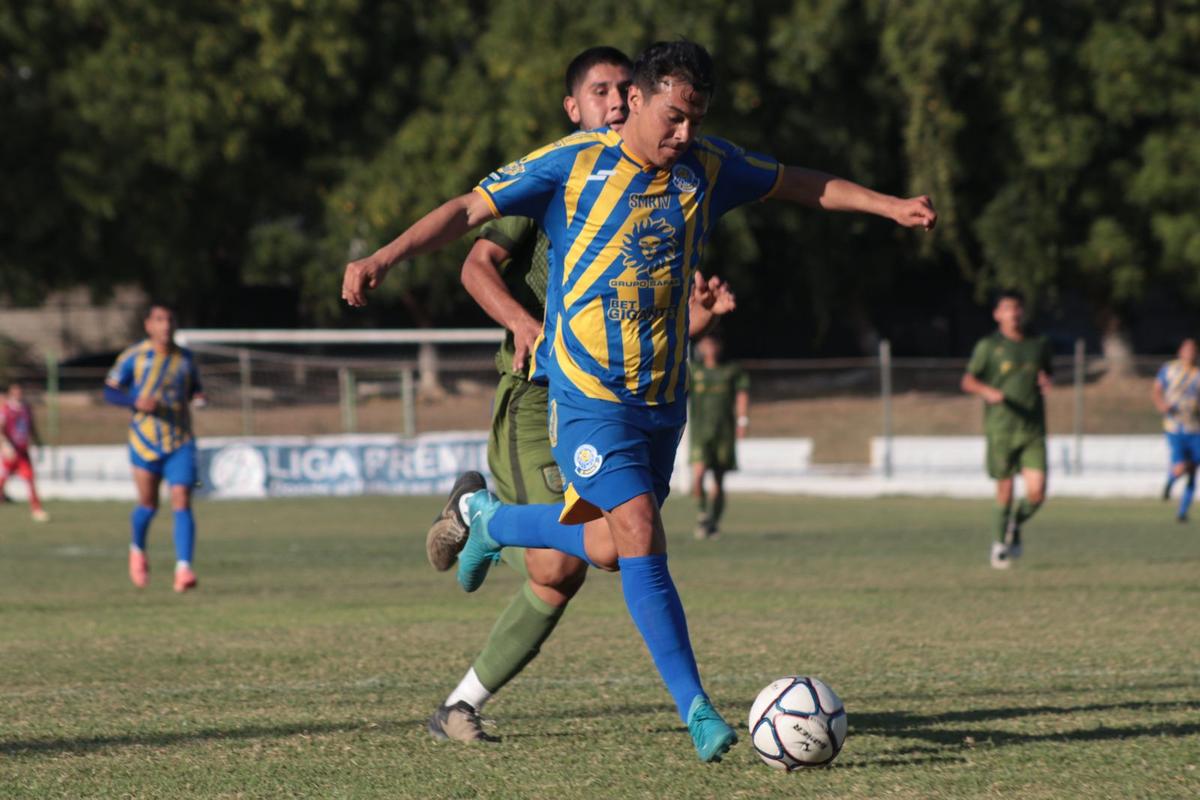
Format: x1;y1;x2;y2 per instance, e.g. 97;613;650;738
618;140;657;173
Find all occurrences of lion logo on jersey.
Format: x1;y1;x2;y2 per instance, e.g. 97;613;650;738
620;217;677;277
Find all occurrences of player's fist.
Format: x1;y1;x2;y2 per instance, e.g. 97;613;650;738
892;195;937;231
134;396;158;413
342;256;391;308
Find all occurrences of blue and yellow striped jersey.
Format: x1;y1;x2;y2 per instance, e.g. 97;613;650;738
1157;359;1200;433
475;129;781;407
106;341;203;459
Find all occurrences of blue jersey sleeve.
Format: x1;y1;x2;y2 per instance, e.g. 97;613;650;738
702;136;782;219
183;350;203;397
1157;363;1170;389
475;139;578;222
105;347;137;390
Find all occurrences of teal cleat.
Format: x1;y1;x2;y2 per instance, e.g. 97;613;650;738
687;695;738;763
456;490;503;593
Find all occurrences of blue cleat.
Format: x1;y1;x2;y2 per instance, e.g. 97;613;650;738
456;490;503;593
687;695;738;763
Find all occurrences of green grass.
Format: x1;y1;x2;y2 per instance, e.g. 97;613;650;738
1;495;1198;799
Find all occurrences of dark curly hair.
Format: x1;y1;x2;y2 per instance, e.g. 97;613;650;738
633;40;715;99
564;46;633;95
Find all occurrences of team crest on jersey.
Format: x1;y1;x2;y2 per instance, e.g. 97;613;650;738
619;217;677;278
671;164;699;193
574;444;603;478
498;160;525;177
548;399;558;448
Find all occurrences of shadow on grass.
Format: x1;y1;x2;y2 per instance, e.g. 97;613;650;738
1;717;426;757
854;698;1200;750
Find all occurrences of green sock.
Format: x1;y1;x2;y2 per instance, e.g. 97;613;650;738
710;491;726;528
695;492;707;514
1014;499;1042;526
472;582;564;693
994;503;1013;543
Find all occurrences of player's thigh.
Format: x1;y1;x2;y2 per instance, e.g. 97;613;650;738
489;377;562;505
1183;434;1200;468
164;442;198;493
1017;435;1047;476
131;466;163;508
986;433;1018;480
14;454;35;481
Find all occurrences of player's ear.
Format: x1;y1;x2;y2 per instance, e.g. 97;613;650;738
627;84;643;112
564;95;581;126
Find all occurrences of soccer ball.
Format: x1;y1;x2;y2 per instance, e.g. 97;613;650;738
748;676;847;769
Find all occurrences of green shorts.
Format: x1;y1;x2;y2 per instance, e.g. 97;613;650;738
690;432;737;471
986;430;1047;480
489;373;565;574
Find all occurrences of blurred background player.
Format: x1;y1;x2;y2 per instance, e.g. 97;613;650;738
688;332;749;540
1152;337;1200;522
426;46;736;744
104;303;205;592
0;382;50;522
961;289;1052;569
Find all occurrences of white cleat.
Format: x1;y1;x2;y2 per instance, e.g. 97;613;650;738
31;509;50;523
990;541;1011;570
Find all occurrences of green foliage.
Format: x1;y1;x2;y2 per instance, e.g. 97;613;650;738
3;0;1199;344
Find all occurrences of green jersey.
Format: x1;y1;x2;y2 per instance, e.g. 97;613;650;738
688;362;749;442
967;331;1052;436
477;216;549;379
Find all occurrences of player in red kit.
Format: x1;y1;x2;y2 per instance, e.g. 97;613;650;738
0;382;49;522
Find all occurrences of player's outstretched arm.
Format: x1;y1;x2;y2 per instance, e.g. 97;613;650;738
771;167;936;230
342;191;497;307
461;238;543;371
687;272;736;338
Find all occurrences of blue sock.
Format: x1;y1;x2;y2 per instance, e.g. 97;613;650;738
619;554;705;722
488;504;591;565
131;505;156;551
173;509;196;564
1180;478;1195;518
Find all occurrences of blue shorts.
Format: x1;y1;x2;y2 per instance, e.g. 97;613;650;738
1166;432;1200;466
130;440;198;487
548;386;684;524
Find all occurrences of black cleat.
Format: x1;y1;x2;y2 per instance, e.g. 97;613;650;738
425;471;487;571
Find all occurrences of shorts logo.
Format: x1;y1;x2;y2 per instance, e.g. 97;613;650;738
573;444;603;478
548;399;558;448
671;164;699;193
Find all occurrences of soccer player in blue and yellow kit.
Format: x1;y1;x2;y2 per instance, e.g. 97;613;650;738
342;41;936;761
1153;337;1200;522
104;303;206;593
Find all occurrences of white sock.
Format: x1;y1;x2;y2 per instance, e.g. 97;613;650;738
444;667;493;711
130;544;144;554
458;491;478;521
175;560;191;572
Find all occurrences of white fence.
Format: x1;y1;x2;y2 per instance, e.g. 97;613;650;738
7;433;1171;502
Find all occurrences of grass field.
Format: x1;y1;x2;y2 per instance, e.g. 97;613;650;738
2;495;1198;799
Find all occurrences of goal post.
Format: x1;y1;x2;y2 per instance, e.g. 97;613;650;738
176;328;504;437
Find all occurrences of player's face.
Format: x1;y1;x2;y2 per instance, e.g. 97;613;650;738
564;62;632;132
144;307;177;347
697;337;721;363
626;78;709;168
1180;339;1197;365
6;384;21;403
993;298;1024;333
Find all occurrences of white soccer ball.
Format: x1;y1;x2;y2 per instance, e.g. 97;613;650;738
748;676;847;770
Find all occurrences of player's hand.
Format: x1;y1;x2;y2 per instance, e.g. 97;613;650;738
192;393;208;409
341;256;391;308
1037;370;1052;395
691;272;735;313
511;316;542;373
982;387;1005;405
892;195;937;231
134;396;158;413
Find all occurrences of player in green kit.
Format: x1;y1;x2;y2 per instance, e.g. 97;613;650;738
961;289;1052;569
424;46;736;743
688;332;749;540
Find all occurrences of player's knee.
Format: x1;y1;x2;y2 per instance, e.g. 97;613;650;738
527;553;588;596
1027;488;1046;505
169;487;191;511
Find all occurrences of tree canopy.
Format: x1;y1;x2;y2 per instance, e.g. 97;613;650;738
3;0;1198;354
